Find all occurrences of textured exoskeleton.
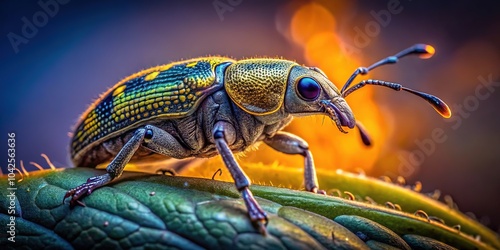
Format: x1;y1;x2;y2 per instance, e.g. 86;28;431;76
65;44;451;234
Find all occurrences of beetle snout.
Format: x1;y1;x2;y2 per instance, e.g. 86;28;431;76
335;99;356;129
320;98;355;132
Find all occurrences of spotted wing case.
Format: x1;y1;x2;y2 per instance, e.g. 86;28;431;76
71;57;234;160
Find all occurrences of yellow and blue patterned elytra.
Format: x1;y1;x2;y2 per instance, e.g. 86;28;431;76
71;57;234;158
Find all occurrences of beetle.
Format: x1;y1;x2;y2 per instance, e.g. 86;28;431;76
64;44;451;235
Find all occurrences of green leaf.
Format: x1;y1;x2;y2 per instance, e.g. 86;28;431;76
0;168;498;249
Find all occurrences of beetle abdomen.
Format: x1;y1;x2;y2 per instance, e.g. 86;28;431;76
71;57;234;162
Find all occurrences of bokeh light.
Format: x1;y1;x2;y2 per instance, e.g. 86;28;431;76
242;1;388;174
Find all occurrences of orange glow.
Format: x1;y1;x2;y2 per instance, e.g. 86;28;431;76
209;1;389;175
436;102;452;118
283;2;388;173
290;3;336;45
303;33;359;85
420;45;435;59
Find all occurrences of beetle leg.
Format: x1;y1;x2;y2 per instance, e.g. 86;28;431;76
213;121;268;235
64;128;147;206
65;125;191;207
264;131;326;194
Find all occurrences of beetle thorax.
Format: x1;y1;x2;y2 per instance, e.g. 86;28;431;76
224;59;298;116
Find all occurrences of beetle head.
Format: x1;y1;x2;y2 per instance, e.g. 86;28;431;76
285;44;451;146
284;66;355;133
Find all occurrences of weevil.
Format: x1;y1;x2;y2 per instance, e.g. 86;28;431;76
64;44;451;234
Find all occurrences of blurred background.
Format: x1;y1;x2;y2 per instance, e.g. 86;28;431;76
1;0;499;232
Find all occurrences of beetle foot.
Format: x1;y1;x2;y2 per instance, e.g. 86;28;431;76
63;174;111;207
155;169;176;176
310;187;327;195
254;219;268;236
241;188;268;235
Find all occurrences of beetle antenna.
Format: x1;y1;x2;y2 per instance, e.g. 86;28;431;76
340;44;435;93
355;121;372;146
342;79;451;118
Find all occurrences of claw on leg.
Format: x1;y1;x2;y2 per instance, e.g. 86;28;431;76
310;187;327;195
63;174;111;207
255;219;268;236
241;188;268;235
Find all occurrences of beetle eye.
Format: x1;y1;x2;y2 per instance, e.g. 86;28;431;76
297;77;321;100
